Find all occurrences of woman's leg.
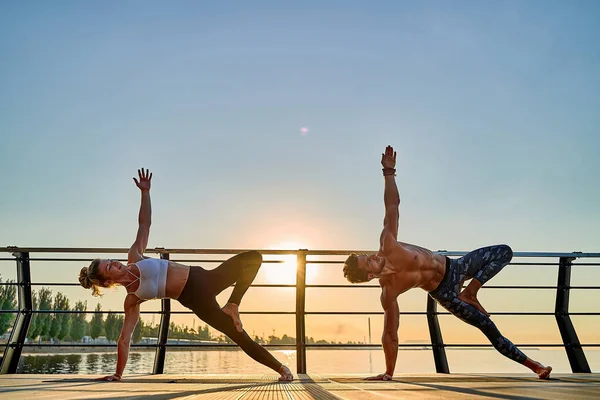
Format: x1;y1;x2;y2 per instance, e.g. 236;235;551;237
192;297;292;380
204;250;263;332
208;250;262;305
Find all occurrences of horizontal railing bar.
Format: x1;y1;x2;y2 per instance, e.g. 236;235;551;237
306;261;562;266
305;311;600;316
15;343;600;348
2;281;599;290
0;258;576;267
2;247;600;258
0;257;564;266
304;343;593;348
19;343;295;348
2;310;599;316
24;282;297;288
1;247;303;255
307;285;599;290
8;310;295;315
460;344;600;347
20;258;288;263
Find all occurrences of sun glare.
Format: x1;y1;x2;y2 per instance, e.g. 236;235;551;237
264;242;317;284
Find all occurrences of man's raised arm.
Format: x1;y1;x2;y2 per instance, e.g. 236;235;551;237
380;145;399;245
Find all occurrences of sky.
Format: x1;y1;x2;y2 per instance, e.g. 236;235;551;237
1;1;599;349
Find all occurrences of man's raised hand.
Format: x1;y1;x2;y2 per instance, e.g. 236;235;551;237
133;168;152;192
381;145;397;169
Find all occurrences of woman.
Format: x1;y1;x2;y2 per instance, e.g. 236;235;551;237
78;168;294;381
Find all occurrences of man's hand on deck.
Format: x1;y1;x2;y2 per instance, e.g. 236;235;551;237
365;373;393;381
93;374;122;382
381;145;396;169
133;168;152;191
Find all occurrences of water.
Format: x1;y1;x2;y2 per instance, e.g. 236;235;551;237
16;349;600;375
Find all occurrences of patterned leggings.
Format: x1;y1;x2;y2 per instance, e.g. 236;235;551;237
429;245;527;364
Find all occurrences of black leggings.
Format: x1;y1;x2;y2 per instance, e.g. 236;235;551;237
177;251;282;372
429;245;527;364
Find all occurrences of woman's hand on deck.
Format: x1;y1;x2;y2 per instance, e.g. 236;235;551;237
93;374;122;382
133;168;152;192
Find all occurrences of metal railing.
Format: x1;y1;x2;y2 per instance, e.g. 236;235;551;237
0;246;599;375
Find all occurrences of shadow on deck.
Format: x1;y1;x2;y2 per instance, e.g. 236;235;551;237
1;373;599;399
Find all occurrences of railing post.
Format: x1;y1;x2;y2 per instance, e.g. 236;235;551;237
555;256;590;373
295;249;307;374
1;252;33;374
153;252;171;374
426;295;449;373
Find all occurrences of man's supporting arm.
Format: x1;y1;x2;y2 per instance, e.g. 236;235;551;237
382;288;400;376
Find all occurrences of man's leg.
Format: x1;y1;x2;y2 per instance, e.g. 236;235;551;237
434;294;552;379
207;251;263;332
456;245;513;316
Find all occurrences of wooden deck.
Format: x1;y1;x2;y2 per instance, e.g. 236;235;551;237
1;373;599;399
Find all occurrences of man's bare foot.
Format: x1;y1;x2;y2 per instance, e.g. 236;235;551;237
221;303;243;332
537;365;552;380
278;365;293;382
523;358;552;379
458;291;490;317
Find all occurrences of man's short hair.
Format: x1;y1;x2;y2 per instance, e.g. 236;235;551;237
343;253;369;283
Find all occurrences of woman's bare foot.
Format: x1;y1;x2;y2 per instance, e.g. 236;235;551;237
458;291;490;317
278;365;293;382
221;302;243;332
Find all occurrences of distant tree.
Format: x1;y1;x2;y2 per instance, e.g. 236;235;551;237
141;322;158;338
54;292;71;341
105;313;124;342
48;292;69;340
104;312;118;342
37;288;53;340
84;319;90;336
90;303;104;340
0;277;17;336
69;301;87;342
199;324;211;340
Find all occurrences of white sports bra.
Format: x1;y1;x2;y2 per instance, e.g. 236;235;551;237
125;258;168;300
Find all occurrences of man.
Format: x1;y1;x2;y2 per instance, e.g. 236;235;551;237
343;145;552;380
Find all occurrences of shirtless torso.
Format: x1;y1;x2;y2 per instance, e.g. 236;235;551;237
377;241;446;294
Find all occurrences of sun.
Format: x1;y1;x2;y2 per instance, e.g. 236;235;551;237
263;242;317;284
